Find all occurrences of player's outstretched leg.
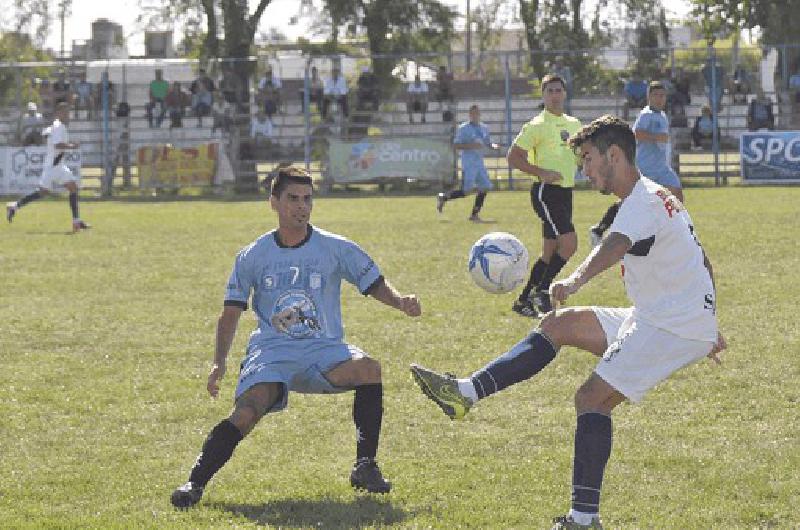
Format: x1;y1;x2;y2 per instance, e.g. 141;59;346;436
411;328;559;420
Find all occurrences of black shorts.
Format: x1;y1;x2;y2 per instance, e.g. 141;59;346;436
530;182;574;239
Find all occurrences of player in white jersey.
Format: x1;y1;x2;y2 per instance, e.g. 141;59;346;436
171;166;421;509
6;102;90;233
409;116;725;529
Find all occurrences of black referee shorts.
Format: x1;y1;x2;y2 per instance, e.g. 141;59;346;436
530;182;574;239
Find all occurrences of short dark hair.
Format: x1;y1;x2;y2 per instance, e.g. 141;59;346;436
648;81;666;94
469;104;479;112
541;74;566;90
568;115;636;164
271;165;313;197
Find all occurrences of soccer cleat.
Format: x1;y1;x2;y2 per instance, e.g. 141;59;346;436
468;213;483;222
533;290;553;314
409;363;473;420
6;202;17;223
350;459;391;494
436;193;446;213
588;225;603;248
170;481;204;509
511;298;539;318
72;220;91;232
551;515;604;530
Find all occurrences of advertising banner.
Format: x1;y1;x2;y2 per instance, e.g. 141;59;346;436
0;147;82;195
328;138;454;183
137;143;218;188
740;131;800;183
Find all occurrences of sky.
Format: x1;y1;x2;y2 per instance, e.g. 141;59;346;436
44;0;692;57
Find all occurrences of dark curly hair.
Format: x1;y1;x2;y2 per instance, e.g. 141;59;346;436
567;115;636;164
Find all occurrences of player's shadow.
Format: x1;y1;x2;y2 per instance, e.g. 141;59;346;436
209;496;410;528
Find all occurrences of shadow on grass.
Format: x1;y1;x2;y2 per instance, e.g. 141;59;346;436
209;496;410;529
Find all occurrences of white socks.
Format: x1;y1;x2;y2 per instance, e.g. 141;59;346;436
456;378;478;403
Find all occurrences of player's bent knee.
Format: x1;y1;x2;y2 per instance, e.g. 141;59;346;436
539;308;576;347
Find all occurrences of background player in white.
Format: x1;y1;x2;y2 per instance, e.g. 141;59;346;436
171;166;421;508
589;81;681;247
6;102;90;232
410;116;725;529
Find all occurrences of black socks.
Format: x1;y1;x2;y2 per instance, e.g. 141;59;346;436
188;419;244;487
354;383;383;461
572;413;613;515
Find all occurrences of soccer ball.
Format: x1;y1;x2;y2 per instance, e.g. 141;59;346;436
468;232;529;294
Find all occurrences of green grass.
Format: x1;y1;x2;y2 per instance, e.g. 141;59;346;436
0;187;798;529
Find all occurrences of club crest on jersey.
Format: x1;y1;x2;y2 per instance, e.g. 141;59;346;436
263;275;276;290
271;290;322;338
309;272;322;290
560;129;570;142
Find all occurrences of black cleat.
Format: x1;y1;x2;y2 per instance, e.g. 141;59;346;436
533;290;553;313
512;298;539;318
170;481;204;509
350;459;391;494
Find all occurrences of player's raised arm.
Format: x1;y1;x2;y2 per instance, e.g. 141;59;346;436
366;277;421;317
208;304;243;398
550;232;631;304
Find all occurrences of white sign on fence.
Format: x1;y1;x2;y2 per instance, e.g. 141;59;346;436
0;147;82;195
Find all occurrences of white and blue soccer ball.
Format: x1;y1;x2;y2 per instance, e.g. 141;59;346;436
468;232;529;294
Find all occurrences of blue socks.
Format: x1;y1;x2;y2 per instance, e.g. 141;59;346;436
470;331;558;399
571;413;613;515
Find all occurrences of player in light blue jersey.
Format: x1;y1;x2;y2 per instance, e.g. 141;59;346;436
171;166;421;508
589;82;683;247
436;104;500;222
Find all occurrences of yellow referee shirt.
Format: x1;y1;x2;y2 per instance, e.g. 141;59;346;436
513;109;582;188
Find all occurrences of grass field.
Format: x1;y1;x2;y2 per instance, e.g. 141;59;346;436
1;186;798;529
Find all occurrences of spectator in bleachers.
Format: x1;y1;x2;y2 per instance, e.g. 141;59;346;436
434;65;454;110
702;59;726;112
94;78;115;116
356;66;380;110
322;67;349;120
74;74;94;120
258;65;282;120
622;74;648;120
190;69;215;126
789;70;800;103
731;65;752;104
552;59;574;113
18;102;45;146
406;73;429;123
299;65;324;114
250;109;274;147
52;70;71;106
212;99;233;134
747;89;775;131
164;81;187;129
146;69;169;128
691;104;720;151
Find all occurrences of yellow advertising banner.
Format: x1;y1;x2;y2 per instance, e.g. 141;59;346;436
137;143;218;187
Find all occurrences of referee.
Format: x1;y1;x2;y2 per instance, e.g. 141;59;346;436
508;74;581;317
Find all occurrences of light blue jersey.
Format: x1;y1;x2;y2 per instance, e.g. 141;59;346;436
633;106;681;188
454;120;493;191
225;225;381;352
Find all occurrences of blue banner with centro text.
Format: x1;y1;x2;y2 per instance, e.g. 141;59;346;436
740;131;800;183
328;137;454;183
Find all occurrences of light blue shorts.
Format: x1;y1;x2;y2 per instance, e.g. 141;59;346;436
463;165;492;192
234;341;366;413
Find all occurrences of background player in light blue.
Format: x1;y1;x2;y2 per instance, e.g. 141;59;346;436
436;104;500;222
171;166;421;508
589;81;683;247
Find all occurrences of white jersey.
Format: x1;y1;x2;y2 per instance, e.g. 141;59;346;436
609;177;717;342
44;119;68;168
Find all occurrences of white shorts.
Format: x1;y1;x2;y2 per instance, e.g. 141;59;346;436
591;307;714;403
39;164;76;190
